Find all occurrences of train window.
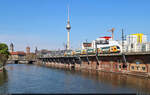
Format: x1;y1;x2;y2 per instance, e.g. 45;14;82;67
117;46;120;49
131;66;134;70
99;40;102;44
105;40;109;44
142;67;146;71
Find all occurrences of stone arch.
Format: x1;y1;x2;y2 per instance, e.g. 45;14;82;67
133;59;144;64
130;59;147;72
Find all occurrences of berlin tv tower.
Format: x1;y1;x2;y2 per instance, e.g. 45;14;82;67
66;6;71;50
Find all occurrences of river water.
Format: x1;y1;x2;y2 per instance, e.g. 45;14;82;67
0;64;150;94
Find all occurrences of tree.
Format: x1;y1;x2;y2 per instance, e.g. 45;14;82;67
0;43;10;66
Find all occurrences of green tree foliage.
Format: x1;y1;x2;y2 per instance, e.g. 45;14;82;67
0;43;9;57
0;43;10;66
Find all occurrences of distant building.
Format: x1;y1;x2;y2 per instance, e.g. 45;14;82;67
39;49;51;55
9;51;26;60
82;42;92;49
10;43;14;53
26;46;30;54
126;33;147;44
35;47;38;54
126;33;148;52
146;42;150;51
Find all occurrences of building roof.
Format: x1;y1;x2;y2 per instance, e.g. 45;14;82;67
131;33;144;36
26;46;30;49
38;49;51;54
10;43;14;46
26;52;35;55
10;51;26;56
100;36;112;40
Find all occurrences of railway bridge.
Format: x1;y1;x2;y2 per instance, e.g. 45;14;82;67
7;57;36;64
37;52;150;78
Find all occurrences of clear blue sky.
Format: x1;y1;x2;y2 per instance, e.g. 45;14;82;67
0;0;150;52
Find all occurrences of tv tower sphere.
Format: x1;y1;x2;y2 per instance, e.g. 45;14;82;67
66;21;71;30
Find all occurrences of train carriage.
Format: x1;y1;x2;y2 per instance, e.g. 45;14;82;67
86;48;96;55
74;50;82;55
64;50;74;56
64;45;121;56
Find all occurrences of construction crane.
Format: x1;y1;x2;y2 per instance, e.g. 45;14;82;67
108;28;115;40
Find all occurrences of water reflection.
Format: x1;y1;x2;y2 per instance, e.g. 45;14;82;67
57;68;150;93
96;71;150;93
0;69;8;85
0;64;150;94
0;68;8;94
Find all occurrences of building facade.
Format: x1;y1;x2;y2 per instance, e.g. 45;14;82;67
126;33;149;52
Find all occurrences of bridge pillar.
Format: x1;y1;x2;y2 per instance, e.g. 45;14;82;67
62;58;66;69
51;59;55;67
53;59;56;68
55;59;59;68
80;57;89;70
75;63;81;70
58;59;62;69
74;57;81;70
48;59;52;67
42;59;45;65
15;60;18;64
46;59;49;66
68;59;74;70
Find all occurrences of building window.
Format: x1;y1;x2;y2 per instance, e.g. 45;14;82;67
131;66;134;70
142;67;146;71
137;66;139;70
131;43;134;48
